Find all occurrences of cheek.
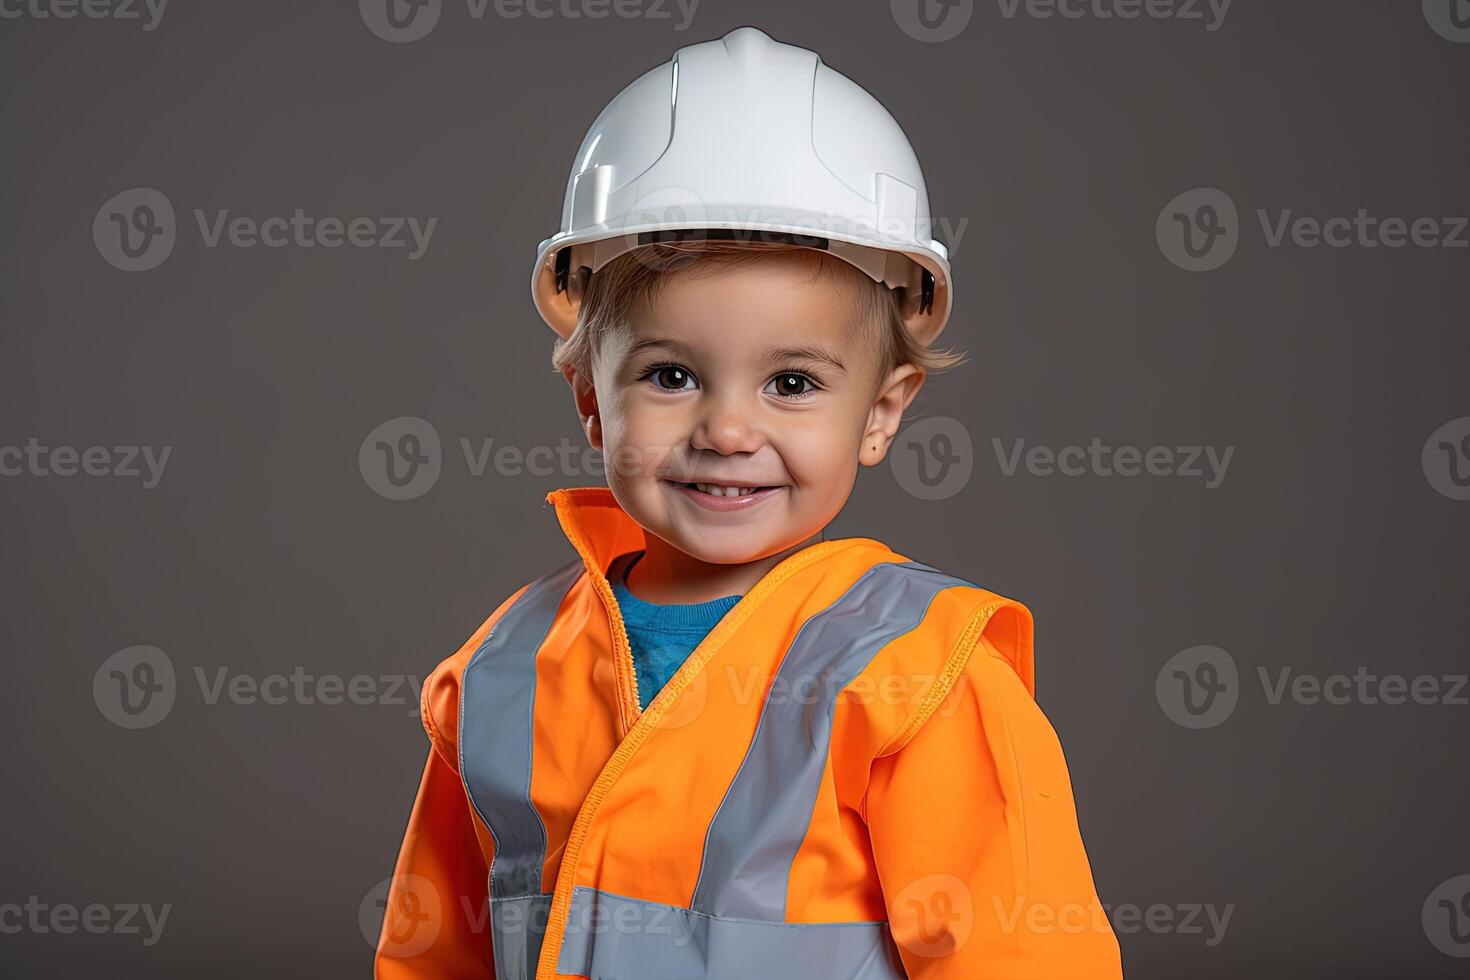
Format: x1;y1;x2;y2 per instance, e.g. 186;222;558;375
776;414;864;483
604;399;686;477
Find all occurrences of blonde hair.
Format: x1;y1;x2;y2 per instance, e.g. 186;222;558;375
549;240;967;382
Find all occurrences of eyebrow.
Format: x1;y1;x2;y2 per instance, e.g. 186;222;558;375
763;346;848;373
625;337;848;373
625;337;696;360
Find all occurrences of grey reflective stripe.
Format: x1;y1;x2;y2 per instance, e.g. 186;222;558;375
691;561;972;921
556;886;907;980
460;557;583;901
490;893;553;980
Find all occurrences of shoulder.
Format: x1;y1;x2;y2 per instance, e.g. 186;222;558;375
842;558;1036;753
913;564;1034;697
418;560;585;766
875;557;1033;681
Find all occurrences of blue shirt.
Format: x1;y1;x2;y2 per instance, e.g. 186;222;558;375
610;551;741;710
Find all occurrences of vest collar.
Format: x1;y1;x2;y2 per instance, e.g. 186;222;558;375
544;487;651;577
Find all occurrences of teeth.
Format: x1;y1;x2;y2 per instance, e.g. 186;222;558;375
693;483;757;497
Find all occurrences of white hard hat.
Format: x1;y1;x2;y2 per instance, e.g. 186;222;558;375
530;26;954;346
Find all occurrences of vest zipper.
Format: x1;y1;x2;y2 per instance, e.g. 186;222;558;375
553;512;642;733
590;554;641;730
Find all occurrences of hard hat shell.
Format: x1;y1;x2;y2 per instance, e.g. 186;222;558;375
531;26;954;347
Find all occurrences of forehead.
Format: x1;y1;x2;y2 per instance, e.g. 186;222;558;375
623;251;868;355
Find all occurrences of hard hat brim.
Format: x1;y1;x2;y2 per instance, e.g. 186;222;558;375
531;218;953;347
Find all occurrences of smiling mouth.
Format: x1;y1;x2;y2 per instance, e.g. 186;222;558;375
665;480;782;497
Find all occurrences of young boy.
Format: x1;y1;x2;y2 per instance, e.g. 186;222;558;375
376;26;1122;980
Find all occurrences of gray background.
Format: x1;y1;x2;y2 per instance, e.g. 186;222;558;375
3;0;1468;976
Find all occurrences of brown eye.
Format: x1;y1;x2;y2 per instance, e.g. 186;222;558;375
767;372;816;398
649;365;695;390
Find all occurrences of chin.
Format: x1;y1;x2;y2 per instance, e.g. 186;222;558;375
665;527;784;566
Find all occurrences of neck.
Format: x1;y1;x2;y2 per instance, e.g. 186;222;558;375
625;530;825;604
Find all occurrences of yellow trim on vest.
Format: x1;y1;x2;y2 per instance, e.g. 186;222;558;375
875;600;1006;759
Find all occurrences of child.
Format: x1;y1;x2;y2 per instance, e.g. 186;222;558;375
376;26;1122;980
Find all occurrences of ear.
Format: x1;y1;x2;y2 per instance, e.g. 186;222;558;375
561;364;603;451
859;363;926;467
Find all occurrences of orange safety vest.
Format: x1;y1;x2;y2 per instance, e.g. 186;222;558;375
376;487;1123;980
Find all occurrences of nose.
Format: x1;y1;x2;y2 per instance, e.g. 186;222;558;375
689;391;765;456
